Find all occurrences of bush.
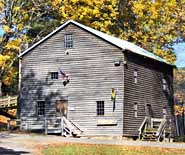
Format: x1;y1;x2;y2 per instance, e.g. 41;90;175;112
174;136;185;142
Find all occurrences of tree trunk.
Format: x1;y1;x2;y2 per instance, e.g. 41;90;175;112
0;80;3;97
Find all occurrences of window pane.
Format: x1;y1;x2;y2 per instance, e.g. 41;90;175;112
65;34;73;48
134;70;137;77
162;78;167;90
134;77;137;84
97;101;104;116
51;72;58;79
37;101;45;116
134;69;138;84
162;78;166;84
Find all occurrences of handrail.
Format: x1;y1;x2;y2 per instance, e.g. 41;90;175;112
45;116;82;136
63;116;83;132
138;117;148;139
156;118;166;140
0;96;18;109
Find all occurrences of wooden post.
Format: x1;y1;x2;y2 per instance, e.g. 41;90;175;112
7;120;10;131
8;96;11;107
27;122;29;132
44;118;48;135
61;117;63;136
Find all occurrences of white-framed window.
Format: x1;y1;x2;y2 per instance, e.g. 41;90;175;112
51;72;58;79
134;69;138;84
37;101;45;116
134;102;138;118
64;34;73;48
97;101;104;116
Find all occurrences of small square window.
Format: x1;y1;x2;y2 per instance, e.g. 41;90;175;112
64;34;73;48
51;72;58;79
97;101;104;116
37;101;45;116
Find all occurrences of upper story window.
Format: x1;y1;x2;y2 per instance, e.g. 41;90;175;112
64;34;73;48
163;107;167;118
37;101;45;116
134;102;138;118
51;72;58;79
134;69;138;84
97;101;104;116
162;78;167;91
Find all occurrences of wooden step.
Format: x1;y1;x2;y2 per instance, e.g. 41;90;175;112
144;131;156;135
47;129;62;134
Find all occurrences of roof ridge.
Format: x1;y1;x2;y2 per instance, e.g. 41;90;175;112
19;20;172;66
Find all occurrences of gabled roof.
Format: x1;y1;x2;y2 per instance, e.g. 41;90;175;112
19;20;171;65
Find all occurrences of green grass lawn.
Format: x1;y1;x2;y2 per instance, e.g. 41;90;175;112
42;143;185;155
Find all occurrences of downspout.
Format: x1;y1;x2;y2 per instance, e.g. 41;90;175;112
122;48;126;136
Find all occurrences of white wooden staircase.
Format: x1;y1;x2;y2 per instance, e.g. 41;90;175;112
138;117;171;141
45;116;83;137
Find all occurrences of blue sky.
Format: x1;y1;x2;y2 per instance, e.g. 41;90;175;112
173;43;185;68
0;27;184;68
0;26;3;36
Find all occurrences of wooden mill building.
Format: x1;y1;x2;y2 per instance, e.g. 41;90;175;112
18;20;174;139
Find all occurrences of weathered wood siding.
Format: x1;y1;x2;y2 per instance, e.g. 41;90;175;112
123;51;174;136
20;23;124;136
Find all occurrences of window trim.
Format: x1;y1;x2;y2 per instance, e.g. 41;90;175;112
96;101;104;116
64;33;73;49
37;101;45;116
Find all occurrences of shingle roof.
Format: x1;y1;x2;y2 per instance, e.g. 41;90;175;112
19;20;171;65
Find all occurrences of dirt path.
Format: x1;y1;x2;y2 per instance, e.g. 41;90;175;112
0;132;185;155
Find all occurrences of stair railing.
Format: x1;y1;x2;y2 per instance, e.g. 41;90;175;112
156;118;167;141
62;116;73;136
44;116;82;136
138;117;148;140
62;116;83;136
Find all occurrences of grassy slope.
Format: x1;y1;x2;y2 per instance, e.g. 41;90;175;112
42;143;185;155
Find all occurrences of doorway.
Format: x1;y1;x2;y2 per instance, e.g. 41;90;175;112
145;104;152;117
145;104;152;127
56;100;68;117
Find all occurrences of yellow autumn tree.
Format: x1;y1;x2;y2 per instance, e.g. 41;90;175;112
0;0;56;96
118;0;185;64
50;0;185;64
50;0;119;35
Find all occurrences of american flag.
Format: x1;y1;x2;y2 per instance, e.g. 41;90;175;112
58;69;68;80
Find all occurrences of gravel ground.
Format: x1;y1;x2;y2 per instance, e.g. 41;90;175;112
0;132;185;155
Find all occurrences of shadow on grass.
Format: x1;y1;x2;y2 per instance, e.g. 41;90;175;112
0;147;29;155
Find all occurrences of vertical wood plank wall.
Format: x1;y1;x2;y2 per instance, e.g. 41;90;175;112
20;23;124;136
123;51;174;137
